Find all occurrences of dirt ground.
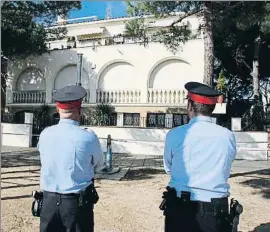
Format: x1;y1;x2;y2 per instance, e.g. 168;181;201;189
1;165;270;232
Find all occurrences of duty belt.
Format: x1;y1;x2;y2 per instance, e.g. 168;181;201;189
43;191;80;198
160;186;243;231
31;179;99;217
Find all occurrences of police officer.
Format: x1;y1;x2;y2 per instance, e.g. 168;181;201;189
38;85;103;232
161;82;239;232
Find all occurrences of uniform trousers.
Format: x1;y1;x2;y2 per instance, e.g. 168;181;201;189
40;191;94;232
164;198;231;232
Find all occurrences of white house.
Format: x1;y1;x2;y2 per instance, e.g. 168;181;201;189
5;14;223;128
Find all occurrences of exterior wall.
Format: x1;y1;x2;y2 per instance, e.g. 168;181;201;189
7;40;203;104
83;126;269;160
6;15;204;111
1;113;33;147
1;123;32;147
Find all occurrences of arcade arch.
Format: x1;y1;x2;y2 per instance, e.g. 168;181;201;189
54;65;89;90
148;58;191;89
16;68;45;91
97;61;137;90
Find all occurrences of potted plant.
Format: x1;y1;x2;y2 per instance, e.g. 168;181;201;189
216;70;226;103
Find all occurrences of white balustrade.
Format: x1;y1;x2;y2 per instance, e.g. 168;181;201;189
96;90;141;104
148;89;188;104
12;89;187;105
12;91;46;103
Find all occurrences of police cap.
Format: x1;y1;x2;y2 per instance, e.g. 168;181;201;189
52;85;87;109
184;81;221;105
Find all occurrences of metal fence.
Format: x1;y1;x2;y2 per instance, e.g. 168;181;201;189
2;111;269;136
77;113;190;129
1;113;16;123
0;112;188;129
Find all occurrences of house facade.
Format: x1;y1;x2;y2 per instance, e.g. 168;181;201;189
5;14;219;128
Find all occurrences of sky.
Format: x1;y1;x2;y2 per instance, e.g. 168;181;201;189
69;1;127;20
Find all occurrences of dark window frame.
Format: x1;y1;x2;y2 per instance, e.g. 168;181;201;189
108;112;117;126
123;113;140;127
172;114;189;127
146;113;166;128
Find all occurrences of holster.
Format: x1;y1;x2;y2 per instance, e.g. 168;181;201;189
211;197;243;232
79;179;99;208
31;180;99;217
230;198;243;232
159;186;177;215
31;191;43;217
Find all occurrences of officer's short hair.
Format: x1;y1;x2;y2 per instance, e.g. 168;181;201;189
189;99;215;116
58;107;80;119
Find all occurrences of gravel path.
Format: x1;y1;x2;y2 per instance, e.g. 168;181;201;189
1;164;270;232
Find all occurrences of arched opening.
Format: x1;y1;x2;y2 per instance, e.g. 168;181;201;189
148;59;191;89
97;61;137;90
147;58;190;104
54;65;89;90
16;68;45;91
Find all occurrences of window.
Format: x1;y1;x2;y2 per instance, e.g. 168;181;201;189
172;114;189;127
146;113;166;128
123;113;140;127
108;113;117;126
81;113;117;126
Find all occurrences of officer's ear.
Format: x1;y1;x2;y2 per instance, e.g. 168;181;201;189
187;99;194;113
56;106;59;113
75;107;81;120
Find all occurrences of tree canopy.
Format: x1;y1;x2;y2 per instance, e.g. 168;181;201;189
125;1;270;129
125;2;270;96
1;1;81;112
1;1;81;59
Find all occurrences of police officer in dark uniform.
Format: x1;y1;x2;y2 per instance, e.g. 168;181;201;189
37;85;103;232
160;82;243;232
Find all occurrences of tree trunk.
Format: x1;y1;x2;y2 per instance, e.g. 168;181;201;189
203;1;214;87
252;34;261;100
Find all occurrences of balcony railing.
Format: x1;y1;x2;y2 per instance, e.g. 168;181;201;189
9;89;188;105
48;30;201;50
148;89;187;104
96;89;141;104
12;91;46;104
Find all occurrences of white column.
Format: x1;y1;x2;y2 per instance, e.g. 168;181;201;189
24;112;34;124
117;112;124;127
140;86;148;104
5;89;13;104
231;117;242;131
46;89;52;103
24;112;33;147
165;114;173;128
89;88;96;103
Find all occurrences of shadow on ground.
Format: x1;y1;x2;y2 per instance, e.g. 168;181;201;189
123;168;166;181
250;222;270;232
1;168;40;175
231;169;270;199
1;152;40;168
1;194;32;201
230;169;270;178
241;177;270;199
